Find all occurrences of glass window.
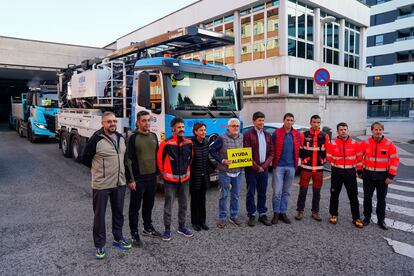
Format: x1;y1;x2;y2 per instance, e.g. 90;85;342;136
349;31;355;54
267;77;279;94
225;46;234;64
254;79;265;95
297;11;305;39
241;17;252;44
333;83;338;96
297;78;305;94
375;35;384;46
253;41;265;60
306;43;313;60
289;77;296;93
326;23;333;47
344;84;348;96
345;29;349;52
288;8;296;37
354;85;359;97
167;73;236;111
307;79;313;94
267;38;279;57
253;13;265;38
355;33;360;55
298;41;305;58
225;22;234;36
333;51;339;65
243;80;252;96
214;49;224;65
267;8;279;38
334;25;339;49
307;14;313;41
206;50;214;64
288;39;296;56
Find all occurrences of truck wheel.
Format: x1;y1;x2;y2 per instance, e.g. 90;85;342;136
27;124;36;143
71;134;84;163
61;132;72;158
17;121;24;137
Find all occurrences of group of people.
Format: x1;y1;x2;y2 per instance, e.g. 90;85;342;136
82;110;400;260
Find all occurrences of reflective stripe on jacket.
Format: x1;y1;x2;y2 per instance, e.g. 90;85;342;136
326;137;362;170
157;134;193;183
300;129;329;172
361;136;399;176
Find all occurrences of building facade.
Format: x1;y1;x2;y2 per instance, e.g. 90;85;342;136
117;0;370;134
364;0;414;118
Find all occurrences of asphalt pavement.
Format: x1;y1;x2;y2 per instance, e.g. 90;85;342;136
1;128;414;276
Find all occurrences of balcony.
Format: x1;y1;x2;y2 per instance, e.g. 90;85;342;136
397;13;414;20
396;35;414;42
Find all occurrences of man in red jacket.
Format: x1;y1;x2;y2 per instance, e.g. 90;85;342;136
361;122;399;230
244;112;274;227
271;113;301;224
326;122;364;228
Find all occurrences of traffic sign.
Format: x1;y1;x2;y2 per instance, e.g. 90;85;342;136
315;85;329;95
314;68;330;86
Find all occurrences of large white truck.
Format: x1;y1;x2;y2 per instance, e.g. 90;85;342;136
57;26;243;168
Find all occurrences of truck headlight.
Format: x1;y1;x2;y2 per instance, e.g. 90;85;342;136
34;123;48;129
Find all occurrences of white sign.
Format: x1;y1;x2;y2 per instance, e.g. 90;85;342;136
315;85;329;95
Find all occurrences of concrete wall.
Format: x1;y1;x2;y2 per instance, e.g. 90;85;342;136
0;36;112;70
241;97;367;135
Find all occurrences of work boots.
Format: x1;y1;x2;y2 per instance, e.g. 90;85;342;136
295;211;304;220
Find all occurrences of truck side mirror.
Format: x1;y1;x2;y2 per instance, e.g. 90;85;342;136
236;81;243;111
138;71;150;109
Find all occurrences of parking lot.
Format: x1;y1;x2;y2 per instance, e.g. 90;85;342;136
1;128;414;276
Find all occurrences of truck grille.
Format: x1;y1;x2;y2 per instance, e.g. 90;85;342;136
44;114;56;133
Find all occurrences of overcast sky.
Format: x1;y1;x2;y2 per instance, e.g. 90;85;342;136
0;0;197;47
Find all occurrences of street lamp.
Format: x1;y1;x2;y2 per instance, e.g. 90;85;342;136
318;16;336;127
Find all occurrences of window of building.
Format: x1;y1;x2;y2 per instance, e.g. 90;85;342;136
242;76;280;96
267;7;279;57
327;82;339;96
289;77;313;95
344;23;361;69
375;35;384;45
323;21;340;65
344;83;359;97
287;3;314;60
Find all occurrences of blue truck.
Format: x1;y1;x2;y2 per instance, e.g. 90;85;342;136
10;86;59;142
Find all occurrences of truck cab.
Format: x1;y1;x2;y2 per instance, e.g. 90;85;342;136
18;87;59;142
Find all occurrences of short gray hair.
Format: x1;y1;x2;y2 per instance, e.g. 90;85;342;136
102;111;115;122
227;118;240;126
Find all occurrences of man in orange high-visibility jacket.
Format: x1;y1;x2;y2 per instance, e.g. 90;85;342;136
157;117;194;240
360;121;399;230
326;122;363;228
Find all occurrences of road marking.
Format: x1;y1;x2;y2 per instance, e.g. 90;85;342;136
396;146;414;157
371;216;414;234
400;157;414;167
384;238;414;259
357;187;414;203
358;197;414;217
398;180;414;185
357;178;414;193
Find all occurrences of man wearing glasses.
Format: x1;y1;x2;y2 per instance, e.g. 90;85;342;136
210;118;244;228
83;111;131;259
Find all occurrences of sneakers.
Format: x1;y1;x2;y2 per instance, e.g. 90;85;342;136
112;237;132;250
217;219;227;229
258;215;272;226
131;232;143;247
229;217;241;226
362;217;370;226
279;214;291;224
295;211;304;220
353;219;364;229
95;247;106;260
271;213;279;224
162;229;172;241
329;215;338;225
143;225;162;238
311;212;322;222
177;227;194;237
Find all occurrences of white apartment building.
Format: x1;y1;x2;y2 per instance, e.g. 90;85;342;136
116;0;370;134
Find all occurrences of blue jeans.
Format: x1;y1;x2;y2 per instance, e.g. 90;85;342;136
272;166;295;214
245;169;269;217
218;171;242;219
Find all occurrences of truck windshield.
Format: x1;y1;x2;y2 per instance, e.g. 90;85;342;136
167;72;237;111
37;93;58;108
